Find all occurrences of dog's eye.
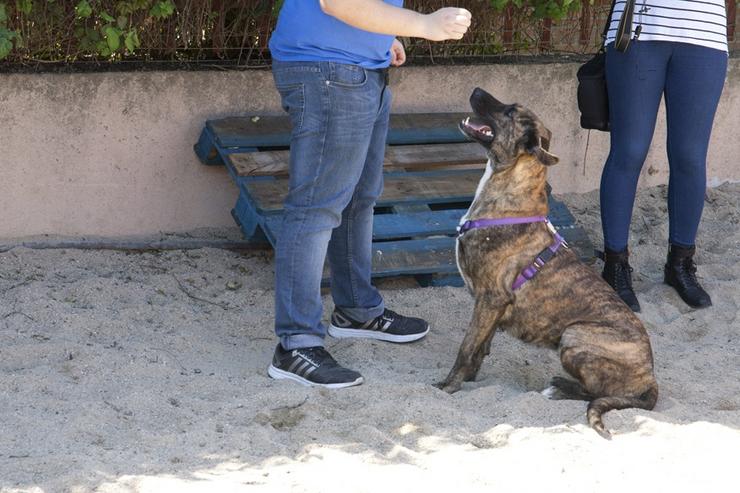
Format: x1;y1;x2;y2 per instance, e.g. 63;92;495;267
504;107;516;118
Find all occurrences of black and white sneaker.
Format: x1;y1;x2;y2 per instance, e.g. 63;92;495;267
267;345;364;389
328;308;429;343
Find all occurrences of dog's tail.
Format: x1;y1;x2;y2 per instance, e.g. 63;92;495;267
587;385;658;440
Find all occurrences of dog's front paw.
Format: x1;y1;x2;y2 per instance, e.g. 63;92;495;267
433;379;462;394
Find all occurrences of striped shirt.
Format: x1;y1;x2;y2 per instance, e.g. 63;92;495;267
606;0;728;52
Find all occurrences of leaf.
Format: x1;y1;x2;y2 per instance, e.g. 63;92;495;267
75;0;91;18
489;0;508;10
124;30;138;52
0;37;11;59
104;26;121;51
96;39;110;57
0;3;7;23
0;26;16;39
100;11;115;23
117;15;128;29
16;0;32;15
149;0;175;19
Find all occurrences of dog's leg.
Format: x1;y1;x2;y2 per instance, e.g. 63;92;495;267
435;296;505;394
466;330;495;382
542;376;593;401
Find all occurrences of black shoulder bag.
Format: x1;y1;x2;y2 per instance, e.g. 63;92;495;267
577;0;636;131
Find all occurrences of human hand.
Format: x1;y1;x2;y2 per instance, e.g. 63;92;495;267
390;38;406;66
421;8;472;41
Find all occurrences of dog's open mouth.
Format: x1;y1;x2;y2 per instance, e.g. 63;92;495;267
460;116;494;143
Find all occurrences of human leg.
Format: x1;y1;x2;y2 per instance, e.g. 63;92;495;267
599;41;670;311
662;43;727;308
326;77;390;322
324;79;429;343
664;43;727;248
600;41;669;251
269;62;386;386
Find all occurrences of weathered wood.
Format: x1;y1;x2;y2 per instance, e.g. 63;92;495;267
244;170;482;213
209;116;292;149
261;208;467;243
207;112;472;150
368;237;457;277
229;142;486;176
320;237;458;280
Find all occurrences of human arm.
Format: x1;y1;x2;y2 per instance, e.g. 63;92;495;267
319;0;471;41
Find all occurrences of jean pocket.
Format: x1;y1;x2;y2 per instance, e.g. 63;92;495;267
326;64;368;88
276;83;305;132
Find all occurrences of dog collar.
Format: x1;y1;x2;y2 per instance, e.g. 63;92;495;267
457;215;546;235
457;216;567;291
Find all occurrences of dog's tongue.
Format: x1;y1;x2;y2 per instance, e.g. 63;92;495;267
463;117;491;134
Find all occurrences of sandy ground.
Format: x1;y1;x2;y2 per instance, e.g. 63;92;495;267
1;183;738;493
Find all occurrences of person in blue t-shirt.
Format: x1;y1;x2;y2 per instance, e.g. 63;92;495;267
267;1;472;388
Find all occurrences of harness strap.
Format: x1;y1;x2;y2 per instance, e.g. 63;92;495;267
457;215;567;291
511;228;567;291
457;215;546;236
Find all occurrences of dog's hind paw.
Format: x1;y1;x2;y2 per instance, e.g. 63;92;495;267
541;386;558;399
433;380;462;394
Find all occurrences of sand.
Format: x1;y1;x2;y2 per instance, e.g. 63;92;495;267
1;183;738;493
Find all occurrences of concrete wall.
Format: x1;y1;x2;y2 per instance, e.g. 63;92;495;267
1;60;738;238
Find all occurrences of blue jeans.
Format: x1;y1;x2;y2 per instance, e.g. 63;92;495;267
600;41;727;251
271;61;390;350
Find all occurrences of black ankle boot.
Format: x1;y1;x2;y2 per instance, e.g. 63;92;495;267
664;245;712;309
601;248;641;312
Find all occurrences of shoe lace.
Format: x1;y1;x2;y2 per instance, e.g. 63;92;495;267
611;262;634;292
296;347;335;367
676;257;700;285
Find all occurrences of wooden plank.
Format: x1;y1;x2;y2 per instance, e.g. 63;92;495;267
373;209;466;239
193;127;224;166
385;142;484;168
257;220;458;280
257;209;467;244
209;116;292;149
368;237;458;277
244;170;482;213
387;113;471;145
228;142;486;177
208;113;472;149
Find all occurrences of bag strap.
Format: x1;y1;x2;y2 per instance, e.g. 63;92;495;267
615;0;637;52
600;0;637;52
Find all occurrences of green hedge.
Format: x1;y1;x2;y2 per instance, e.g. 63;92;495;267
0;1;736;65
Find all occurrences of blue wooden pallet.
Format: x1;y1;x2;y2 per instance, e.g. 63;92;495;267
195;114;592;286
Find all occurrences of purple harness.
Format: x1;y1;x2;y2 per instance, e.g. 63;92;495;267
457;215;568;291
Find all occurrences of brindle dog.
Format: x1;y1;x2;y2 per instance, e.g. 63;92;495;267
436;88;658;439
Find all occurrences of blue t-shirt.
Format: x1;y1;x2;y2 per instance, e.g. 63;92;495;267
269;0;404;69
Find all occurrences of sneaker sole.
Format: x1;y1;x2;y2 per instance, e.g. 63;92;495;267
267;364;364;389
327;323;429;343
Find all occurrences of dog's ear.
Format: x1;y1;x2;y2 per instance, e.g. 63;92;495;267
533;123;559;166
522;124;559;166
533;144;559;166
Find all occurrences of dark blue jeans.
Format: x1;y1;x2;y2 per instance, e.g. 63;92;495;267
600;41;727;251
271;61;390;350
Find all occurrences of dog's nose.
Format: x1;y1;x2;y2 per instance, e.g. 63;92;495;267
471;88;507;113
